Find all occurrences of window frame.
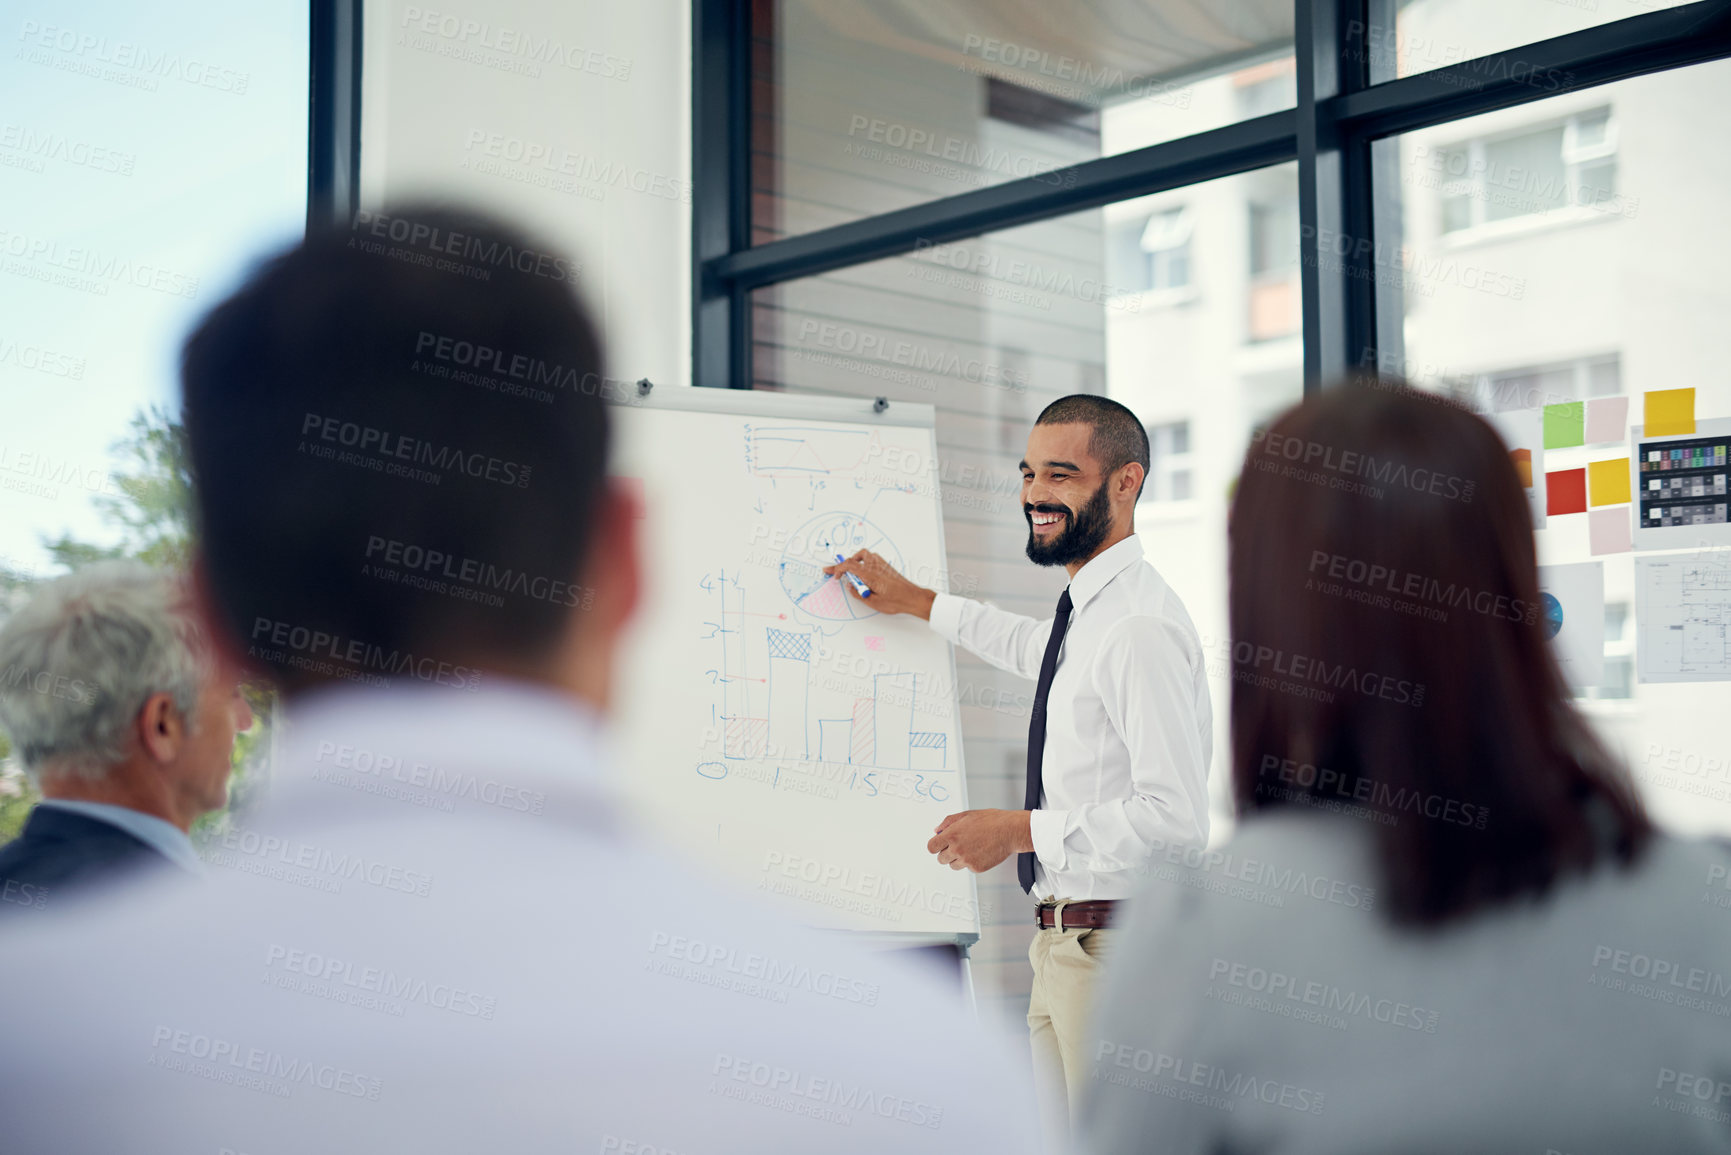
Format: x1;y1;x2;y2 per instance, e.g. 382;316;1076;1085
308;0;362;230
687;0;1731;392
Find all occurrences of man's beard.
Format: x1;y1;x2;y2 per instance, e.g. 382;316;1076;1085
1025;478;1113;566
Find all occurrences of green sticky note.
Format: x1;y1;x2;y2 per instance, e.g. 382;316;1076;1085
1543;402;1585;449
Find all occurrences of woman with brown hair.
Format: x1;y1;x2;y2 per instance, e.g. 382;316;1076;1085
1083;378;1731;1154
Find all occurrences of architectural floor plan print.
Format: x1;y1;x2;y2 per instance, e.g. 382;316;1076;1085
1637;553;1731;682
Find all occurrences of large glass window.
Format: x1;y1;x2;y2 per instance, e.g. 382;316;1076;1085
1379;59;1731;837
0;0;309;839
751;0;1294;241
720;0;1731;1041
753;161;1301;1019
1368;0;1698;84
0;1;308;574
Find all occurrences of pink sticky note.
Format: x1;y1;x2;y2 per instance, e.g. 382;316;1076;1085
1584;396;1629;445
1588;507;1632;555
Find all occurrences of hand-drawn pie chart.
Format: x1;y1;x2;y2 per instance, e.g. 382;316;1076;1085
778;511;904;621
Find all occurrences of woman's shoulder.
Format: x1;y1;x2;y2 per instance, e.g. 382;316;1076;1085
1132;812;1731;946
1126;809;1384;935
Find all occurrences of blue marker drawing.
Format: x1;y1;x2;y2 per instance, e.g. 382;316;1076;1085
835;554;872;599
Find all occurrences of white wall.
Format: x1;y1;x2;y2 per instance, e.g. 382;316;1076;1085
359;0;690;387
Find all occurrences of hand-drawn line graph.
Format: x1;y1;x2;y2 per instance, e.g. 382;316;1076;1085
778;511;903;624
745;425;875;477
702;569;947;771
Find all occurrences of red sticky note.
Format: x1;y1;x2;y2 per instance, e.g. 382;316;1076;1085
1546;468;1587;516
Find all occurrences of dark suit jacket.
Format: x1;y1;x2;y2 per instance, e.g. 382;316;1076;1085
0;806;172;915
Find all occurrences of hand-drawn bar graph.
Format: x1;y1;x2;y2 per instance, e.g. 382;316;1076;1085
711;573;947;771
765;628;811;760
818;672;947;771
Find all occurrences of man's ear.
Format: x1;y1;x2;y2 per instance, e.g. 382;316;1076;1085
578;477;643;636
135;691;183;764
1117;462;1147;504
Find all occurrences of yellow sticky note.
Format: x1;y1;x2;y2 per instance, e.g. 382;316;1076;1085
1588;457;1631;507
1645;388;1696;436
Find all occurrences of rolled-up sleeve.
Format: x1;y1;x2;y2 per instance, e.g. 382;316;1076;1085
1031;614;1210;874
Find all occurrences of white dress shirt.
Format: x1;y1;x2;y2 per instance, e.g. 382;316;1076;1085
0;679;1040;1154
929;533;1211;901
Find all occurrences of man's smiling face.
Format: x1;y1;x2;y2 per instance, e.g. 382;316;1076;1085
1020;422;1114;567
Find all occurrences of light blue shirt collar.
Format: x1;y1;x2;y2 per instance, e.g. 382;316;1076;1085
36;799;206;876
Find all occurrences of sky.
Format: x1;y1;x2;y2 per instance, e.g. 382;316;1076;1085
0;0;308;571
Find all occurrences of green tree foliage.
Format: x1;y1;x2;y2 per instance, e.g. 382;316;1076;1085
0;407;271;843
41;403;195;571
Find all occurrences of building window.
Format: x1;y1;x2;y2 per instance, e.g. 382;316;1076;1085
1248;196;1301;341
1249;198;1299;278
1146;420;1194;502
1142;209;1193;291
1108;208;1192;296
1438;107;1618;233
1580;600;1634;701
1478;354;1621;413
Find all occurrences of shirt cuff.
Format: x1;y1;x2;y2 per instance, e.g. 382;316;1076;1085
1028;808;1069;874
927;592;966;643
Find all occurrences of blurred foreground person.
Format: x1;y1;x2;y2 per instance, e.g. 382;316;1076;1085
0;561;252;913
0;210;1039;1154
1084;380;1731;1154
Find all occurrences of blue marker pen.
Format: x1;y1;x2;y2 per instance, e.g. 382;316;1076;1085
834;554;873;598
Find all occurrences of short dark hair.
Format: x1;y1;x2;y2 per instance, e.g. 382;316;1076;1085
181;206;609;694
1229;375;1651;926
1034;394;1151;497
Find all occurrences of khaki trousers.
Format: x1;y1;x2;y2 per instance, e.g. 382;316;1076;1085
1027;908;1114;1143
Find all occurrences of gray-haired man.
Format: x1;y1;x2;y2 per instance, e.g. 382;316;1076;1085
0;561;253;910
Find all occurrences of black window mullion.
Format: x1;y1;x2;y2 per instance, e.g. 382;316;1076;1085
307;0;361;233
1333;0;1731;139
1296;0;1377;393
712;111;1299;292
692;0;752;387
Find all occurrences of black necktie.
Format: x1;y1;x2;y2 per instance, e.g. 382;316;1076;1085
1020;586;1073;894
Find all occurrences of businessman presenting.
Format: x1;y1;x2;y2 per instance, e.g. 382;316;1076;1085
827;395;1211;1134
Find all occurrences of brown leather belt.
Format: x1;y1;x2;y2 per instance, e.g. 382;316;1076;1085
1035;899;1118;930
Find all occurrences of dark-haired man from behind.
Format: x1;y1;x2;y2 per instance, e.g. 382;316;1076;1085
828;395;1212;1136
0;209;1040;1155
